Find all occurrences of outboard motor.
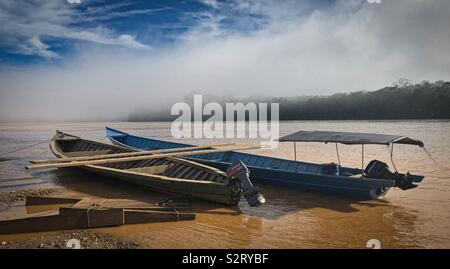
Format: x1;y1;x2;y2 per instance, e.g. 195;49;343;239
365;160;394;179
227;160;266;207
365;160;417;190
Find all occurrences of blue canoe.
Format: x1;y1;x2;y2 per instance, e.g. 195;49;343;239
106;127;425;200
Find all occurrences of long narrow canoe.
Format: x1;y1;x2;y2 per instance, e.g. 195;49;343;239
106;127;425;200
49;131;246;206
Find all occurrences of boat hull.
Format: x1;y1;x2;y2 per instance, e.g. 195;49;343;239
184;159;391;200
81;165;241;205
106;127;403;200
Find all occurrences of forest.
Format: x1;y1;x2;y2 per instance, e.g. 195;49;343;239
128;80;450;121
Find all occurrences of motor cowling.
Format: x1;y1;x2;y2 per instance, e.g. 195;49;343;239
365;160;394;179
227;160;266;207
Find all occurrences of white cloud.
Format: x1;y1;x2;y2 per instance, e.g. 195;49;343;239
199;0;220;9
17;36;60;58
0;0;150;58
0;0;449;121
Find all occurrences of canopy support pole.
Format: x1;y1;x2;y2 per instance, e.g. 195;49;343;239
361;144;365;173
423;147;441;169
390;143;398;172
335;143;341;166
293;142;297;161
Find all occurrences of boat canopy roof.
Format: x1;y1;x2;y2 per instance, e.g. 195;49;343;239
277;130;424;147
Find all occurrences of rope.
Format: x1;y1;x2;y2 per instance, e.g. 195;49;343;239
86;207;92;228
166;198;182;221
174;208;180;221
158;198;182;221
423;147;442;169
0;139;50;157
95;199;124;225
86;199;106;228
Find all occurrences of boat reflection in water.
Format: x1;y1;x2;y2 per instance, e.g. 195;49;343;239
93;182;422;249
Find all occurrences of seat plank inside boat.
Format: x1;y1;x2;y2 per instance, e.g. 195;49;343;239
126;165;168;175
64;150;112;157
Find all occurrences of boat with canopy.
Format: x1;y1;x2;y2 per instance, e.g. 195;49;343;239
106;127;426;200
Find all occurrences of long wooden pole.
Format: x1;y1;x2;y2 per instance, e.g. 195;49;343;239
335;143;341;166
293;142;297;161
26;145;261;170
361;144;364;171
29;143;234;164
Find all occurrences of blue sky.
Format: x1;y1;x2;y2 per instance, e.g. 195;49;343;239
0;0;449;121
0;0;336;66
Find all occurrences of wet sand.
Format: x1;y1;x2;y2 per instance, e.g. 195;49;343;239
0;121;449;248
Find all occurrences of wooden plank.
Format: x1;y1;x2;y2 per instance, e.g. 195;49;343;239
70;198;191;211
0;207;195;234
59;207;124;228
26;145;261;170
0;213;84;234
120;206;191;211
29;143;235;164
124;209;195;224
168;157;225;174
126;165;168;174
26;197;82;206
0;208;123;234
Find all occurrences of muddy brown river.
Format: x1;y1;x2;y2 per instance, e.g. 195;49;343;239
0;121;449;248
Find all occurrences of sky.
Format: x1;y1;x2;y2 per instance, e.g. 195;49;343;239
0;0;449;121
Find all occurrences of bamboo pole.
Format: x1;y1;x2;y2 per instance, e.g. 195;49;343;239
26;145;261;170
29;143;234;164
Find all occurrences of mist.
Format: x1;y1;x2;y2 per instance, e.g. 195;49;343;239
1;0;449;122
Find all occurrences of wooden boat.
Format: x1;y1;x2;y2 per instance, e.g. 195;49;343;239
106;127;426;200
47;131;264;206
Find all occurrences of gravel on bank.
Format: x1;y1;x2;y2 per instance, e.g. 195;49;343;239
0;230;140;249
0;188;56;204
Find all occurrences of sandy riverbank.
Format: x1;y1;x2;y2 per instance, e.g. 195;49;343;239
0;188;140;249
0;189;56;204
0;230;139;249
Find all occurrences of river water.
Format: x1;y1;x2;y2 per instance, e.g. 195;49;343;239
0;120;449;248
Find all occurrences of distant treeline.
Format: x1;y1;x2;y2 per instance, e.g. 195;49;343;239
277;80;450;120
128;80;450;121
